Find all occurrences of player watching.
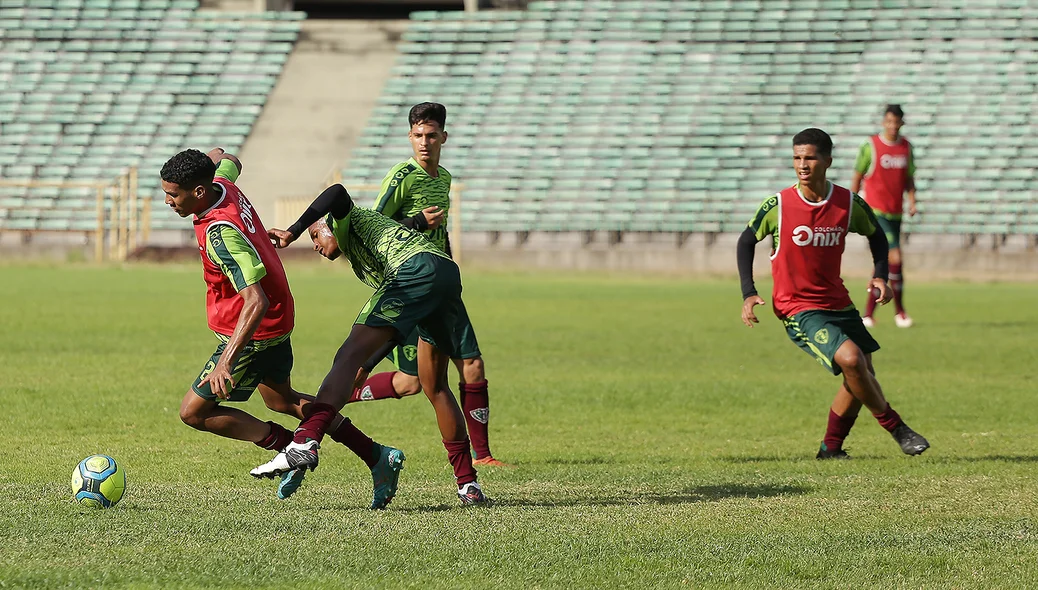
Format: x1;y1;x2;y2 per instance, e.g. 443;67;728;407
347;102;509;468
737;129;930;459
250;183;490;506
160;148;405;507
851;104;918;328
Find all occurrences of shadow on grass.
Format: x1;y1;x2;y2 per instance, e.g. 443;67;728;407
928;454;1038;464
543;456;612;465
394;483;809;513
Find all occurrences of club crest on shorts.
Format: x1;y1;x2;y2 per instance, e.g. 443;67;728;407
469;407;489;424
814;328;830;345
403;345;418;361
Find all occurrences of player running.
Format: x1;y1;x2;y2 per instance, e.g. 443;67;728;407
851;104;918;328
160;148;404;508
736;128;930;460
347;102;509;468
249;182;490;505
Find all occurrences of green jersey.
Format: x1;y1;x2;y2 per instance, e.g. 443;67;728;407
372;158;452;254
327;206;450;289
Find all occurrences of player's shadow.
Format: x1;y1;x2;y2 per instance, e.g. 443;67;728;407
930;454;1038;464
396;483;808;512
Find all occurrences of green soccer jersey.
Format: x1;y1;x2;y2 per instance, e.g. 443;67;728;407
327;206;451;289
372;158;452;254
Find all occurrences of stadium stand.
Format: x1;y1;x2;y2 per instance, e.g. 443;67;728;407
0;0;302;236
344;0;1038;237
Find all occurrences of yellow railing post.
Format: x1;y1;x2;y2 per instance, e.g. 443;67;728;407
128;167;138;252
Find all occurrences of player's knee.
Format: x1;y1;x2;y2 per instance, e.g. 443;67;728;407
833;343;867;376
395;374;422;397
460;357;485;383
179;403;208;431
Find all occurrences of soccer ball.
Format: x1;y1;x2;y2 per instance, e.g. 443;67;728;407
72;455;126;508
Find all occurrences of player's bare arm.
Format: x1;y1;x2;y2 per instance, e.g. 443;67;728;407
905;176;917;216
207;282;270;399
850;170;864;194
207;147;243;174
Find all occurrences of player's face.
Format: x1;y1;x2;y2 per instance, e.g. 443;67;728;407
409;121;447;164
308;222;341;260
161;180;205;218
882;113;904;139
792;144;832;185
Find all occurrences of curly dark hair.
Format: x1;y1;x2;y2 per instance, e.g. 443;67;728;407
792;128;833;156
160;149;216;189
408;102;446;130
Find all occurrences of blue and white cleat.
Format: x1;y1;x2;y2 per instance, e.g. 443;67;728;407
277;468;307;500
370;444;405;510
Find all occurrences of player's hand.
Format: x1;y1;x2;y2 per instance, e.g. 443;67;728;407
741;295;766;327
870;279;893;305
207;147;225;165
267;228;296;248
206;361;236;400
422;206;444;230
908;202;918;217
353;367;370;391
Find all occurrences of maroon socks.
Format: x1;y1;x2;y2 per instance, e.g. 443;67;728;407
460;381;491;459
255;421;293;451
822;409;858;452
873;404;903;432
349;371;400;403
864;287;878;319
890;262;905;314
329;417;378;468
292;402;338;445
443;438;477;486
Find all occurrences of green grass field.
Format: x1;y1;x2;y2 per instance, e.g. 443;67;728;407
1;263;1036;589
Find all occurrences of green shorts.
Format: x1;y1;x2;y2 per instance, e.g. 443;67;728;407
874;212;902;250
388;330;420;377
191;333;293;402
783;310;880;376
358;253;481;361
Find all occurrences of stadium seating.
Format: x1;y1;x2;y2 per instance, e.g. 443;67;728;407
0;0;302;233
345;0;1038;236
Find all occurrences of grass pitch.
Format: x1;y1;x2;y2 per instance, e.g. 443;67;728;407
1;262;1036;589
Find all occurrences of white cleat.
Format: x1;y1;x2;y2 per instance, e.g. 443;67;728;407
861;316;875;328
895;313;914;328
250;440;320;479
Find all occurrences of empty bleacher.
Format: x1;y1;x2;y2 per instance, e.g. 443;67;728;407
344;0;1038;237
0;0;302;234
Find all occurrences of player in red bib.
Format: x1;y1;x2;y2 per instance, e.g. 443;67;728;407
851;105;918;328
161;148;405;508
737;129;929;459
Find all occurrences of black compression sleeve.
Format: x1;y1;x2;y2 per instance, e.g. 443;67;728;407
737;227;759;299
287;184;354;238
399;213;429;231
867;229;890;280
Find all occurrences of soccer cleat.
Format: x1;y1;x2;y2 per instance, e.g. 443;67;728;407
277;468;307;500
861;316;875;328
250;439;320;479
891;423;929;456
472;456;514;468
816;444;851;460
894;312;913;328
457;482;491;506
370;444;406;510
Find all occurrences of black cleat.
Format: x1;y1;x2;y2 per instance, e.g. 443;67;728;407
816;444;851;460
892;423;930;456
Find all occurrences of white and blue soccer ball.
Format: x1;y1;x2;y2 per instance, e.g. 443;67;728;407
72;455;126;509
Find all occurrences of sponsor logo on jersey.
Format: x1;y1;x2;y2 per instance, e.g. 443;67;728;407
880;154;908;169
375;298;404;320
469;408;489;424
814;329;830;345
792;225;844;247
238;194;256;233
